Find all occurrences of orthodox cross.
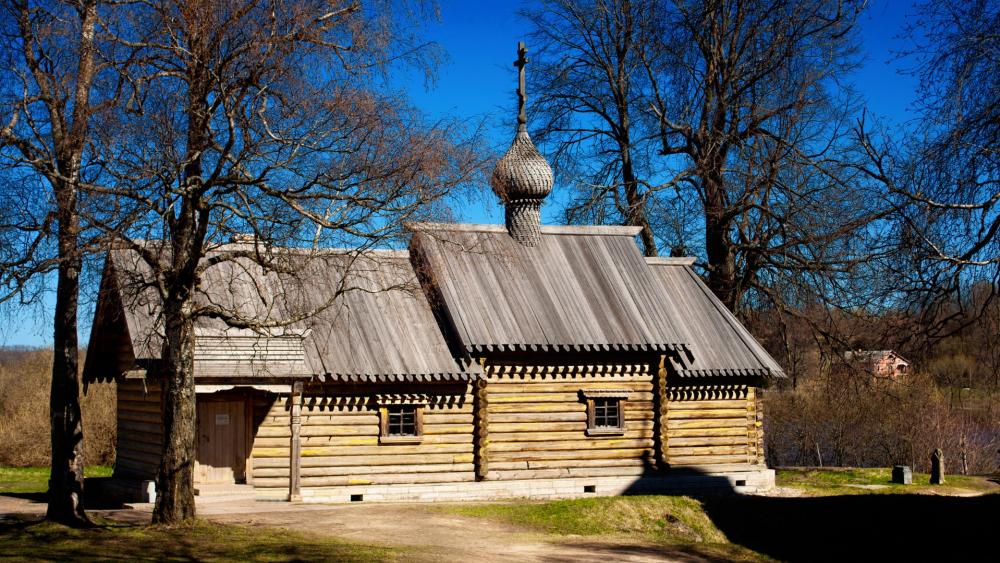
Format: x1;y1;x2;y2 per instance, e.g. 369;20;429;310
514;41;528;131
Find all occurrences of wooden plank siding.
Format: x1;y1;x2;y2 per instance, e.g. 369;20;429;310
665;387;763;467
114;378;163;480
250;383;475;491
483;363;658;481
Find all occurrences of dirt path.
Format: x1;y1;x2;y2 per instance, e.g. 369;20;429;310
196;499;698;562
0;495;45;518
0;494;700;562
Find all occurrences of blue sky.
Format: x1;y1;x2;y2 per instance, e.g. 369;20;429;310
1;0;924;347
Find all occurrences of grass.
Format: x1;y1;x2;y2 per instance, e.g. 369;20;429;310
0;467;400;562
775;467;1000;496
447;495;768;561
0;516;398;562
0;466;112;494
444;468;999;562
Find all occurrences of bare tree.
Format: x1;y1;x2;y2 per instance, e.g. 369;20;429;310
525;0;660;256
91;0;477;523
650;0;886;313
527;0;889;315
0;0;113;525
857;0;999;335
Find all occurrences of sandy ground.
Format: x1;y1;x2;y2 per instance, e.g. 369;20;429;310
199;499;705;562
0;494;706;562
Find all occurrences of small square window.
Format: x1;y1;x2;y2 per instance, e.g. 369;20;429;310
387;406;418;436
593;398;621;429
379;405;423;444
584;394;626;436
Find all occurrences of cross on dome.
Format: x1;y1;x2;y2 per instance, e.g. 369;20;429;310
490;41;554;247
515;41;528;131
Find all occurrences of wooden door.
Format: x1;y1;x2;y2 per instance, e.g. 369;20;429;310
195;399;248;484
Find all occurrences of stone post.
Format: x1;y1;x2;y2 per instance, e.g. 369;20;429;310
891;465;912;485
930;448;945;485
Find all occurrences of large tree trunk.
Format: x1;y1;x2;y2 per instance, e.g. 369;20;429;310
703;170;737;311
621;150;658;257
46;179;88;526
152;297;198;523
152;54;210;523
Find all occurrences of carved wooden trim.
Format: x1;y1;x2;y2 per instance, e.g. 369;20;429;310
666;384;749;401
288;381;303;502
374;395;429;406
486;363;650;379
579;389;631;399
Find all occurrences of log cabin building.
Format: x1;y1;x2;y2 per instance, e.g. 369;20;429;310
82;45;785;503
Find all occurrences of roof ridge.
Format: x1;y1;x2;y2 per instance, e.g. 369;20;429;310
405;222;642;236
645;257;697;266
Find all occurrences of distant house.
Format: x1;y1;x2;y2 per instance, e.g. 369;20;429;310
82;45;786;504
844;350;910;380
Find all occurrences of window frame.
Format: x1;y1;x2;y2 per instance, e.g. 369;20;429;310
378;403;424;445
580;390;629;436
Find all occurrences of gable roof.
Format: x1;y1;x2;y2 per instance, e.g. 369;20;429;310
844;350;910;365
82;246;482;383
409;223;687;355
644;257;785;379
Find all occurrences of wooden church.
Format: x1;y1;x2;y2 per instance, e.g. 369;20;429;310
83;45;785;503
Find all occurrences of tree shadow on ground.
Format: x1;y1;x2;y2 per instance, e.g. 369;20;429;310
542;540;757;563
0;478;124;510
703;492;999;562
0;514;393;562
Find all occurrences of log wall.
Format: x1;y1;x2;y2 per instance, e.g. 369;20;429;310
114;378;163;480
249;383;475;493
665;385;763;467
483;363;657;481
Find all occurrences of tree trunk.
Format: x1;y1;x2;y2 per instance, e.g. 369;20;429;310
703;170;737;310
46;179;88;526
152;52;211;524
152;298;198;523
621;153;658;257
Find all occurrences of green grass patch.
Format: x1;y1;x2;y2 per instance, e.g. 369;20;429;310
0;515;398;562
447;495;766;561
776;467;999;495
0;466;112;494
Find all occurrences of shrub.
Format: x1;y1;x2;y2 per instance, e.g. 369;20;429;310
765;371;1000;474
0;347;116;467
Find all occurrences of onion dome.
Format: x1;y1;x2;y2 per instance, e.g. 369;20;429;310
491;42;553;247
491;130;554;204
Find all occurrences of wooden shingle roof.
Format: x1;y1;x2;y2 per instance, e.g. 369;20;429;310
84;246;481;383
645;257;786;379
409;223;688;354
193;328;311;379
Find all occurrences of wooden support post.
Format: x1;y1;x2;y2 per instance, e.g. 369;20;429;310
654;355;669;469
288;381;303;502
747;387;757;465
473;372;489;481
753;387;765;465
